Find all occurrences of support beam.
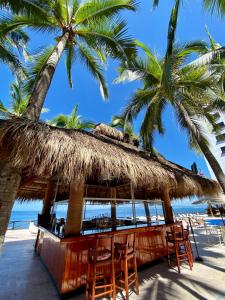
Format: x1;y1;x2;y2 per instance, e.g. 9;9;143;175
38;180;55;228
19;176;37;188
161;189;174;224
131;183;137;224
144;201;151;224
208;202;214;217
42;180;55;215
65;179;85;236
111;187;117;226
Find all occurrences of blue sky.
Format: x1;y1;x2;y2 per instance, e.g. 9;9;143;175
1;1;225;210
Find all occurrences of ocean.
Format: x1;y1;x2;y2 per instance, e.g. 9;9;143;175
9;203;207;229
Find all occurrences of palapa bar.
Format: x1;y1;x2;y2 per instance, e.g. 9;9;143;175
0;119;220;296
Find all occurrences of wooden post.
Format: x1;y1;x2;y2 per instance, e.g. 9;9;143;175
38;180;55;227
208;202;214;217
144;201;151;224
111;187;117;225
131;183;137;224
65;179;85;236
143;189;151;224
161;189;174;224
42;180;55;215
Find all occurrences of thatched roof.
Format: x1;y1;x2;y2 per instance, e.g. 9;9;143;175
93;123;124;141
0;118;220;201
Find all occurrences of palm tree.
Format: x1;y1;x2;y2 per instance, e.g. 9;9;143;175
1;0;137;121
0;81;48;118
117;0;225;194
49;104;95;130
0;0;137;247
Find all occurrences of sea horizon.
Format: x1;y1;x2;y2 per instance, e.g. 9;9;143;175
9;204;208;229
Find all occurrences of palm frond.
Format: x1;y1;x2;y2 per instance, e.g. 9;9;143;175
0;0;48;18
77;18;136;62
23;46;55;95
49;114;68;127
74;0;137;25
166;0;180;58
65;44;76;88
124;88;159;123
78;43;108;99
153;0;159;8
0;15;57;36
204;0;225;15
0;44;25;80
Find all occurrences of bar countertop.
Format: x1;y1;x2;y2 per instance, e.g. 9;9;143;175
38;221;167;242
36;221;171;295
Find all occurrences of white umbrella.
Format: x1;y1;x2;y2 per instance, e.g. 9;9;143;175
192;194;225;205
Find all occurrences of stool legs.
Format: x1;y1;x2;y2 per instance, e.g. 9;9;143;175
118;255;139;300
133;254;139;296
113;262;116;300
124;258;129;300
166;239;193;273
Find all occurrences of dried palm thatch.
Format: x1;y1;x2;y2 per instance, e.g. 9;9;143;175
93;123;124;141
0;118;220;201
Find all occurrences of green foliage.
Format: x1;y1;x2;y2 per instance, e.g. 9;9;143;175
204;0;225;16
0;26;28;80
0;81;48;118
116;0;225;153
23;46;55;95
49;104;95;130
0;0;137;100
111;114;140;145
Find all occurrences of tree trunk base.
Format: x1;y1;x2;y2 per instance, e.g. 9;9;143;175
0;162;21;248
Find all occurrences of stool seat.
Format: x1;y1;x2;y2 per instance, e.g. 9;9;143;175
115;243;135;256
89;249;112;262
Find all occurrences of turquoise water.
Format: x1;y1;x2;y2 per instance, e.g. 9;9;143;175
9;204;207;229
205;219;225;226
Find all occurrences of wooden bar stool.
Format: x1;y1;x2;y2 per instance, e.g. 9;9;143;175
166;224;193;273
115;232;139;300
86;234;116;300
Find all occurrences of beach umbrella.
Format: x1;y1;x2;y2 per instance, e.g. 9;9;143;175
192;194;225;205
193;194;225;225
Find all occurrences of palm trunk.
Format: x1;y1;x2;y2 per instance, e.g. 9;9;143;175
176;102;225;194
0;163;21;249
22;32;69;121
0;32;69;247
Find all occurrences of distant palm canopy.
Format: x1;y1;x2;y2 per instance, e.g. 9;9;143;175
115;0;225;194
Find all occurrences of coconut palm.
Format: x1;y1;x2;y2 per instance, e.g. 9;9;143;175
1;0;137;121
117;0;225;194
50;104;95;130
0;0;137;247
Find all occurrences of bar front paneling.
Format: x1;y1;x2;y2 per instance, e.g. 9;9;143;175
36;224;171;296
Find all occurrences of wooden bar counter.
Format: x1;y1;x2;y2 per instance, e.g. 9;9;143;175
35;224;172;296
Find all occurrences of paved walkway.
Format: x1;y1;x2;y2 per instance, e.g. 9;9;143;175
0;229;225;300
